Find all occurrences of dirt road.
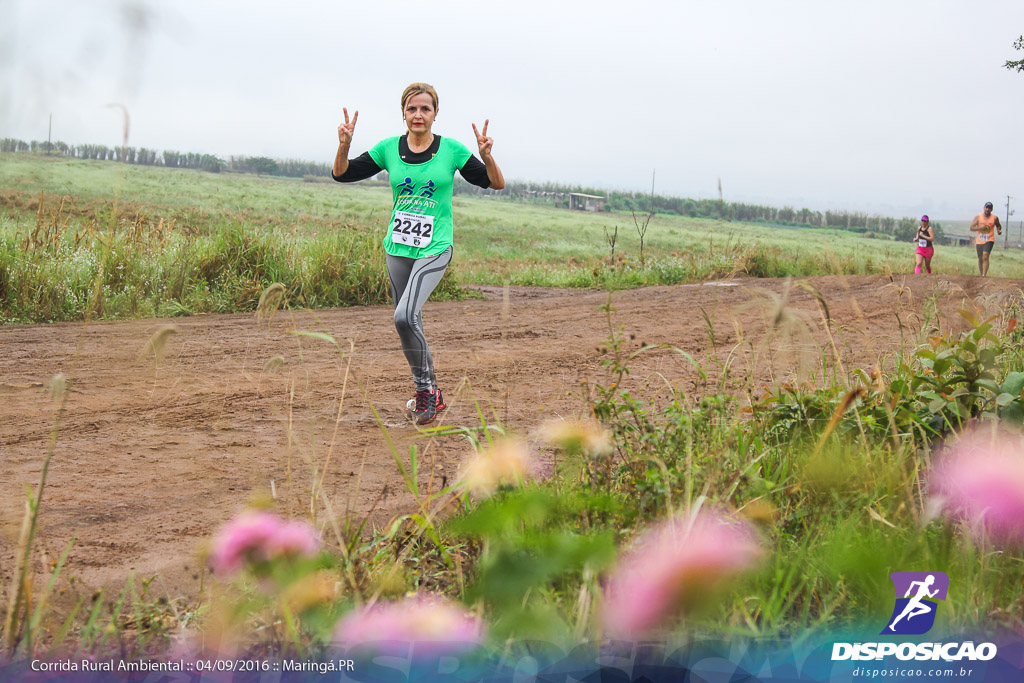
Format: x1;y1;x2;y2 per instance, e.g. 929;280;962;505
1;274;1019;604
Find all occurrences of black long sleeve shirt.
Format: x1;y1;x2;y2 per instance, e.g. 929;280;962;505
332;134;491;188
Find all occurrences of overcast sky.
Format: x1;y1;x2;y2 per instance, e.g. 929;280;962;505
2;0;1022;220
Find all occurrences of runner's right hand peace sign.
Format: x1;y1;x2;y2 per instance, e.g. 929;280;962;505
338;108;359;146
472;120;493;159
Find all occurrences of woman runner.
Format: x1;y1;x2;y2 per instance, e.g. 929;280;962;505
914;215;934;274
332;83;505;425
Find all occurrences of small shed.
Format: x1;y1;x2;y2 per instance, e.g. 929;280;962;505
944;234;973;247
569;193;605;212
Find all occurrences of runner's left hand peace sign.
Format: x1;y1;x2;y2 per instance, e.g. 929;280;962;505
472;120;493;159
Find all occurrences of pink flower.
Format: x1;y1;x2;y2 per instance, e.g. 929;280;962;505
333;594;484;656
267;519;322;557
209;511;320;577
602;511;762;639
930;428;1024;546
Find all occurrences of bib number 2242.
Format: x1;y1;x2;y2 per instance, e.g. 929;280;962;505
392;211;434;248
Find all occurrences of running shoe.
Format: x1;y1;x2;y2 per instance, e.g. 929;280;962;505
407;388;447;415
411;388;438;425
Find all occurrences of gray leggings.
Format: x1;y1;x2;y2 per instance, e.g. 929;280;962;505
385;246;453;392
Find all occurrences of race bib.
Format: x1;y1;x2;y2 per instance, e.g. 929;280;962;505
391;210;434;249
980;232;990;242
918;239;928;248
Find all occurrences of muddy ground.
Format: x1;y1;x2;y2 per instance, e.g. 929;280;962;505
1;274;1020;608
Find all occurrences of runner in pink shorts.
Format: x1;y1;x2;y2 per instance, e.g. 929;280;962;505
914;215;934;274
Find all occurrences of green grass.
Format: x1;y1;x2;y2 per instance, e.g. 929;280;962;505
0;156;460;322
451;197;1024;284
426;302;1024;641
0;153;390;227
4;152;1024;324
5;160;1024;656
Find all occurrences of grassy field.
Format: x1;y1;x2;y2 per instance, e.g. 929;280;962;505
5;153;1024;323
451;197;1024;285
4;153;1024;665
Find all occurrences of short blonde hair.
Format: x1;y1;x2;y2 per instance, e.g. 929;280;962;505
401;82;439;113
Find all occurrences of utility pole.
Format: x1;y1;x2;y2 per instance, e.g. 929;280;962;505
46;113;52;156
1006;195;1014;250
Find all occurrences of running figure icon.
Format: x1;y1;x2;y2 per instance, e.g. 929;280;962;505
887;574;939;632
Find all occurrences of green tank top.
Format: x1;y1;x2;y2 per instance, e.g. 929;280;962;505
368;135;472;258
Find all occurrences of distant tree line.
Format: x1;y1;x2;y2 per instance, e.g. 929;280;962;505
453;178;943;241
225;155;335;177
0;137;333;178
2;137;940;240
